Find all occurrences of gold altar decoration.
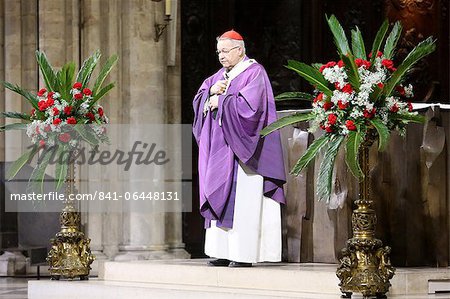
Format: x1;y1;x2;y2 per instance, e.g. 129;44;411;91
47;155;95;280
336;135;395;298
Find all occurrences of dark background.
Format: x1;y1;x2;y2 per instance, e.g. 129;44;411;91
181;0;450;259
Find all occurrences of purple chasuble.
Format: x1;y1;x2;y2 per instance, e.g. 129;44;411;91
193;59;286;229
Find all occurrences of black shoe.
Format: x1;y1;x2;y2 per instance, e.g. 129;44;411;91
228;261;252;267
207;259;230;267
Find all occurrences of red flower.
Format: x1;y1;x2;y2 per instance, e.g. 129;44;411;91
337;100;349;110
98;107;104;117
37;88;47;97
341;84;353;94
73;82;82;89
53;118;62;125
30;108;35;116
377;82;384;89
86;112;95;122
382;59;396;71
319;61;337;73
337;60;345;68
390;104;399;113
407;102;413;112
395;85;406;96
64;106;73;115
39;140;46;147
38;100;47;111
46;98;54;107
328;113;337;125
83;88;92;96
355;58;371;69
363;108;376;119
325;126;333;133
58;133;71;143
314;93;324;103
74;93;83;100
47;91;55;99
52;107;60;115
44;125;51;132
345;120;357;131
323;102;334;111
66;116;77;124
369;51;383;58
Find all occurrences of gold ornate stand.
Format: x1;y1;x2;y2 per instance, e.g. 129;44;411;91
336;140;395;298
47;156;95;280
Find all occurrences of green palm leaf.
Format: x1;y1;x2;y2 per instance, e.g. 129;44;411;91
76;50;101;87
383;21;402;60
345;131;364;179
326;15;350;55
341;52;360;91
54;145;69;190
73;125;100;146
57;62;76;101
370;118;390;151
35;50;59;92
286;60;333;97
260;112;314;137
90;83;115;106
383;37;436;97
317;135;344;202
391;112;426;124
275;92;314;101
312;63;323;70
6;145;39;180
92;54;118;95
290;135;329;176
0;112;31;121
351;27;366;59
369;19;389;65
0;123;28;132
29;147;54;194
2;81;39;109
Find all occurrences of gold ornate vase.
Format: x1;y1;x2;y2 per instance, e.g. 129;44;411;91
47;152;95;280
336;137;395;298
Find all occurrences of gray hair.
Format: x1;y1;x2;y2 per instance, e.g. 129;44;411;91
216;37;246;55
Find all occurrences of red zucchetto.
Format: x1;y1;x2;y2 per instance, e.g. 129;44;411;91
219;29;244;41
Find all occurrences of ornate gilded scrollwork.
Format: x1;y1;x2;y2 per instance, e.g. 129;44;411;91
337;145;395;298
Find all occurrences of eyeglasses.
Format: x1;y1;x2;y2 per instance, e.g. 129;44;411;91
216;46;240;55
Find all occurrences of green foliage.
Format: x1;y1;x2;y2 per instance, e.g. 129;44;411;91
54;145;69;190
57;62;76;101
345;131;364;180
370;118;390;151
286;60;333;97
383;21;402;60
351;27;366;59
90;83;115;107
6;146;39;180
76;50;101;88
369;19;389;65
260;112;315;137
383;37;436;97
326;15;350;55
275;92;314;101
290;135;329;176
1;81;39;109
391;112;426;123
29;147;54;194
341;52;360;91
36;51;60;92
0;123;28;132
0;112;31;121
93;54;118;95
317;135;344;202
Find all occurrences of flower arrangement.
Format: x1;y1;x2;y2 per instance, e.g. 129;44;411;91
1;50;118;191
261;15;436;202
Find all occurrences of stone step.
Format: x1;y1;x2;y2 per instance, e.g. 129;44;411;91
28;259;450;298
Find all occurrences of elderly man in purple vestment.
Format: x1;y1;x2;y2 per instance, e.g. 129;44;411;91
192;30;286;267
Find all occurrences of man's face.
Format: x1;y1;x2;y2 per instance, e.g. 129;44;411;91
216;39;243;70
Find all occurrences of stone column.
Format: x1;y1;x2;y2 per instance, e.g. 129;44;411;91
114;0;169;261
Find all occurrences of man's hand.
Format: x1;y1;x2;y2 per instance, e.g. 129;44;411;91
209;96;218;110
210;80;228;95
